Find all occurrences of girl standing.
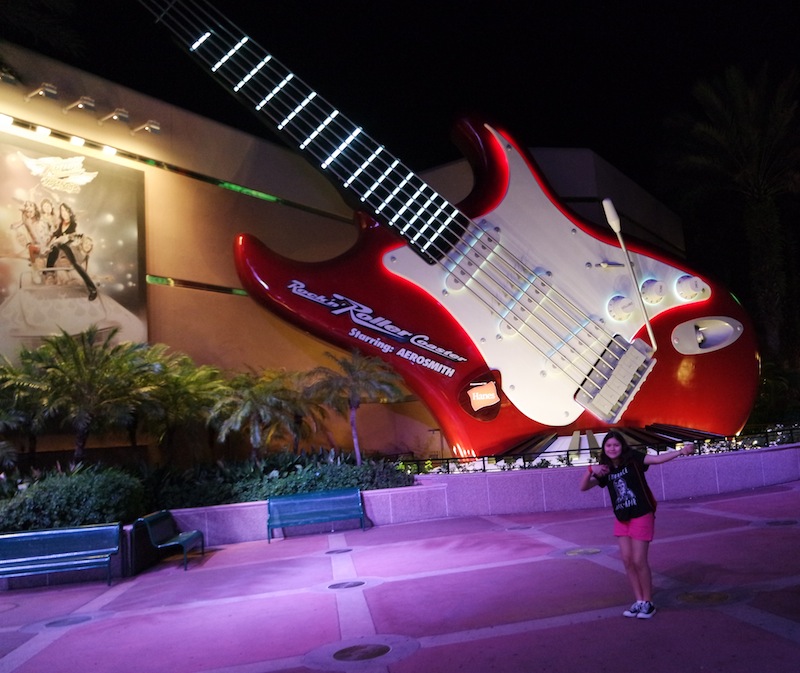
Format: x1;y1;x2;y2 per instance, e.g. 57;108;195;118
580;430;695;618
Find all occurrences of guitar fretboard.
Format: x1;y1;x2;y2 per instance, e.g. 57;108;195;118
139;0;468;264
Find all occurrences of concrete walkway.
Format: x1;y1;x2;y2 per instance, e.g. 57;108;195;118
1;481;799;673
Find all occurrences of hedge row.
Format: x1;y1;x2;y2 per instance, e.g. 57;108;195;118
0;454;415;532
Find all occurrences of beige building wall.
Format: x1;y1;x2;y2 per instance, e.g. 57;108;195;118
0;42;439;461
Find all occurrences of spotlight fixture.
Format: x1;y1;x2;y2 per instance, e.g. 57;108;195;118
98;107;129;124
25;82;58;101
0;66;19;85
131;119;161;135
63;96;96;113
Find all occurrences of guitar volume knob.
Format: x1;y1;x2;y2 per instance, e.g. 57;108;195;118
640;278;665;304
676;274;704;300
607;295;634;321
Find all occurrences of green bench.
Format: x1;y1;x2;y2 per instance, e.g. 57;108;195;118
267;488;366;542
137;510;204;570
0;523;121;586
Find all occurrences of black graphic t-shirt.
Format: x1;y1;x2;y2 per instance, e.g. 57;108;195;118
596;451;656;522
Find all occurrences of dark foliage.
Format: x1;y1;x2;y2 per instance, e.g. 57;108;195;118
0;465;145;532
0;451;414;531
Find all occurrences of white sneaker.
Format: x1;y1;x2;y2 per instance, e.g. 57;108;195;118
623;601;645;617
636;601;657;619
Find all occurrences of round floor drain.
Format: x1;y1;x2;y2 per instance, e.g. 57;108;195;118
333;644;391;661
326;548;353;554
305;634;419;671
677;591;732;605
566;547;601;556
45;615;93;628
328;580;365;589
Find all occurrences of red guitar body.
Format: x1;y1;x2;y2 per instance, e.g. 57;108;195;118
235;120;760;457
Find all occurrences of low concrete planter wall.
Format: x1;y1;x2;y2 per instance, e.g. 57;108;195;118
414;443;800;519
171;443;800;547
4;444;797;589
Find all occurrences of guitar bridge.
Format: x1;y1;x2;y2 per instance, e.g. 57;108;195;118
576;337;655;423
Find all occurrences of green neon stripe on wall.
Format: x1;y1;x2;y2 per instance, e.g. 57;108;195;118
146;274;248;296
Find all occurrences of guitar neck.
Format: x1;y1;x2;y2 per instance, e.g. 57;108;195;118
138;0;468;264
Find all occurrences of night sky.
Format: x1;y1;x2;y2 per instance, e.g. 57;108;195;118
3;0;799;202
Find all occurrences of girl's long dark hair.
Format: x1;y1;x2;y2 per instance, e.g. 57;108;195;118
58;203;78;234
598;430;634;467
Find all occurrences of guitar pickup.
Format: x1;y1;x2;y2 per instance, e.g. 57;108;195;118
575;337;655;423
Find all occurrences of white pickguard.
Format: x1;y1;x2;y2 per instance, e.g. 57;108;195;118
383;127;711;426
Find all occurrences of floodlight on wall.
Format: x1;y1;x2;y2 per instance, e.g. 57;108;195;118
0;67;19;85
98;107;129;124
131;119;161;135
25;82;58;101
63;96;96;113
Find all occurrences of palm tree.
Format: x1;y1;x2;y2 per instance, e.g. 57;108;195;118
208;369;322;460
672;65;800;358
0;405;23;471
14;326;157;461
134;345;224;460
0;358;40;463
308;351;404;465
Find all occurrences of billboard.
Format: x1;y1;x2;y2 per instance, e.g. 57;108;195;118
0;133;146;360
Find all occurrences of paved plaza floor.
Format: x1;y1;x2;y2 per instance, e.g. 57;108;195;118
1;481;799;673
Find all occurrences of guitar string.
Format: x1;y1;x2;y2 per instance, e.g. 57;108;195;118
140;0;647;413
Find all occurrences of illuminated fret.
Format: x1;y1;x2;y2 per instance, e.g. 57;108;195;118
320;127;362;169
421;208;459;250
255;74;294;110
212;36;249;72
401;195;434;237
412;204;446;243
362;162;401;202
191;32;211;51
374;173;412;213
390;187;425;227
278;92;317;130
343;146;384;188
299;110;339;149
234;55;272;92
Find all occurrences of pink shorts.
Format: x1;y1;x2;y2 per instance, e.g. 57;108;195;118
614;512;655;541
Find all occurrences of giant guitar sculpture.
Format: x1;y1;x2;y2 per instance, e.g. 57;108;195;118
138;0;759;457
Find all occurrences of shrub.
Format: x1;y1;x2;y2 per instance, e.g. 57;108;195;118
0;465;146;532
245;460;415;500
0;451;415;530
141;452;415;509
